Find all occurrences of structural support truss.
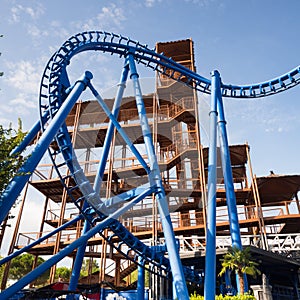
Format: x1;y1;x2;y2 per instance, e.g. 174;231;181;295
0;30;299;299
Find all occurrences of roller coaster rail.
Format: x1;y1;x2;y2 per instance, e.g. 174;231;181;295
0;31;299;300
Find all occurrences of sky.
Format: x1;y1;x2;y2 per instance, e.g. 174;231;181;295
0;0;299;261
0;0;299;178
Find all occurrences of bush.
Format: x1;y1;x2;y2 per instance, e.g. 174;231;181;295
190;292;256;300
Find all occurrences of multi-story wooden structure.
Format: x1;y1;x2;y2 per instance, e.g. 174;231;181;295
2;38;300;298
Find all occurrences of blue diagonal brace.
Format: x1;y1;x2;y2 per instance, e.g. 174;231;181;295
0;187;153;299
87;83;151;175
67;59;130;297
0;71;93;225
127;53;190;300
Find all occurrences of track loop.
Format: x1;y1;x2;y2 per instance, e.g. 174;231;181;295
38;30;299;286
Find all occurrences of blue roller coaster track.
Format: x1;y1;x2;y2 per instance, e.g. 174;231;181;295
0;31;299;300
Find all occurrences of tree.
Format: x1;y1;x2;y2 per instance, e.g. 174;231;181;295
80;258;99;277
0;119;27;194
219;247;261;295
55;266;72;282
9;253;50;286
0;256;5;283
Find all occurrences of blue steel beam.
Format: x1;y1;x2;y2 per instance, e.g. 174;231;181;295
0;71;93;225
94;58;130;194
217;89;242;249
204;70;220;300
127;54;190;300
137;257;145;300
218;79;248;294
103;183;150;211
0;187;154;299
67;61;130;297
67;213;91;300
0;215;83;266
87;82;151;175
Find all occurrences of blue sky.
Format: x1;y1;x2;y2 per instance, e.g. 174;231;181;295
0;0;300;178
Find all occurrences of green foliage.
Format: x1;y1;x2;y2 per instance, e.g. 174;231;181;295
219;247;260;295
219;247;260;277
9;253;49;286
129;268;150;287
0;256;4;283
55;266;71;281
0;119;27;193
190;292;256;300
80;258;99;277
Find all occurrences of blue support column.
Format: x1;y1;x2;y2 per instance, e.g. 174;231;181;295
67;60;130;299
224;270;231;289
137;257;145;300
204;70;220;300
0;71;93;225
127;54;189;300
66;211;91;300
94;59;130;194
0;187;153;299
217;85;247;293
217;94;242;249
88;83;150;175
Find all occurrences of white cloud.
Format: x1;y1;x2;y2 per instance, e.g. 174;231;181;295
0;116;14;127
2;59;43;125
48;21;72;40
74;3;126;32
184;0;215;6
27;24;49;38
5;60;42;95
145;0;162;7
10;3;45;23
11;94;36;109
3;94;37;119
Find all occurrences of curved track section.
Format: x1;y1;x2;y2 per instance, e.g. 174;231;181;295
38;31;206;285
35;31;299;288
4;30;299;298
39;31;300;112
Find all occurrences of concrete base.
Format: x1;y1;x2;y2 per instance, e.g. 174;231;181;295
251;284;273;300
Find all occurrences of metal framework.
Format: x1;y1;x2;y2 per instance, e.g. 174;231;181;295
0;31;300;300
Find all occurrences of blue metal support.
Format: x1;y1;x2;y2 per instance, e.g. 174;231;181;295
0;187;153;299
87;83;151;175
0;215;82;266
3;30;300;299
103;183;150;210
217;84;248;293
94;58;130;194
224;270;232;290
217;94;242;249
0;71;93;225
66;209;91;299
204;70;220;300
67;59;130;299
127;54;190;300
137;257;145;300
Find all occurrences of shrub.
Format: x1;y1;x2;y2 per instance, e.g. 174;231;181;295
190;292;256;300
